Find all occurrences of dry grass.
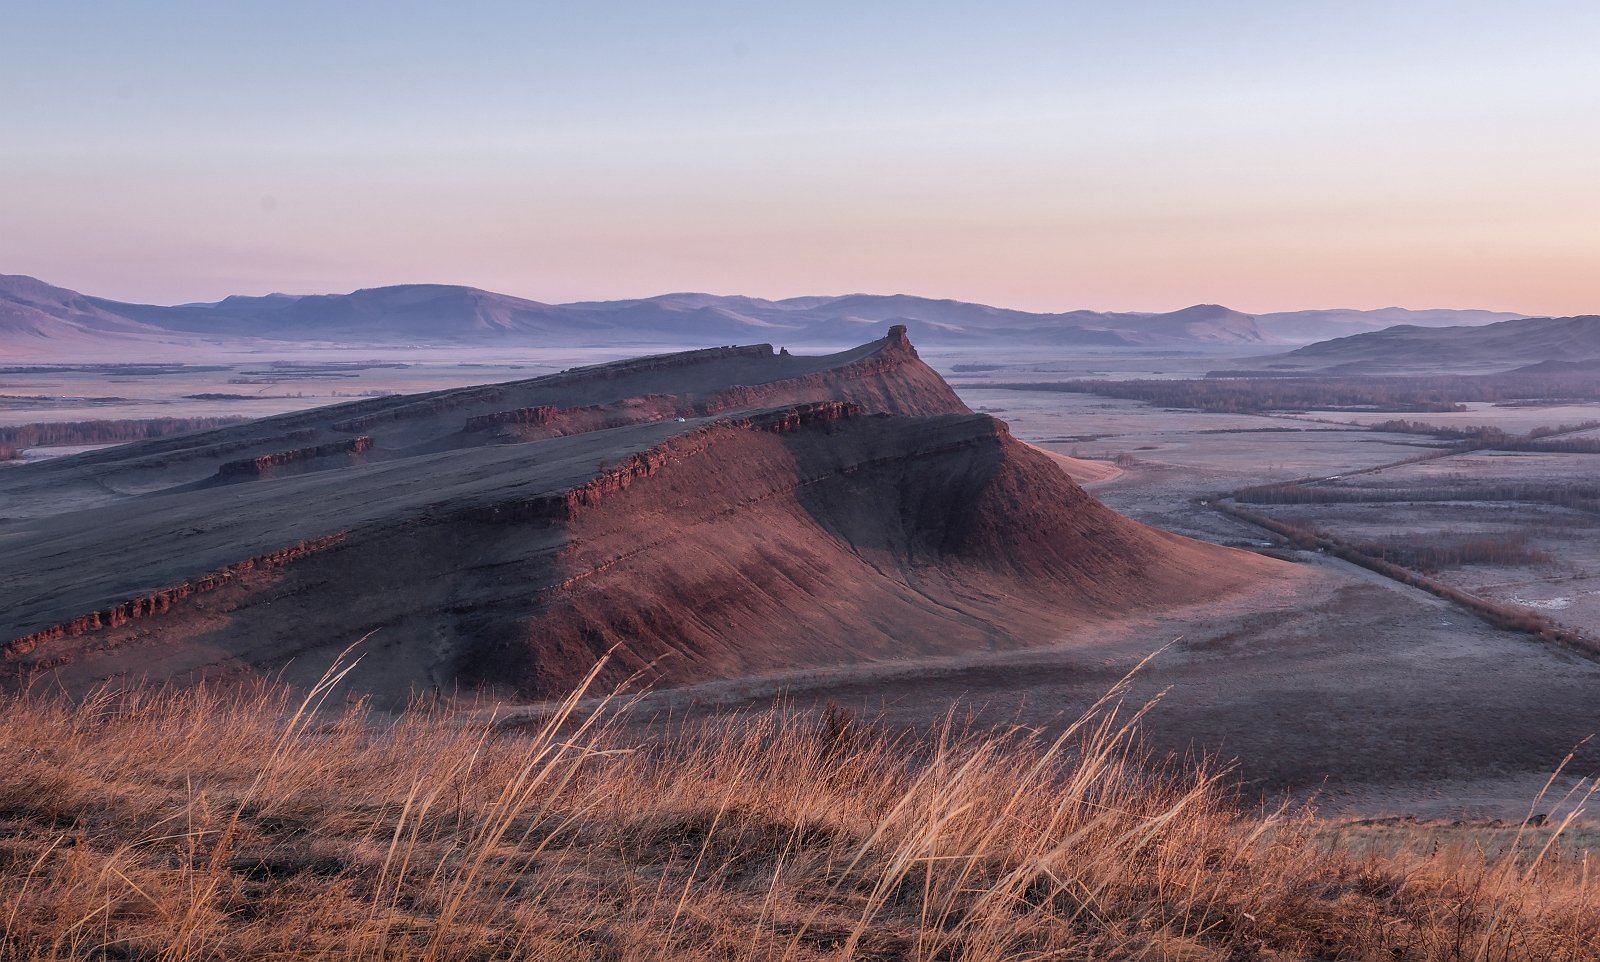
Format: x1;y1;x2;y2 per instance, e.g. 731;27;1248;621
2;656;1597;961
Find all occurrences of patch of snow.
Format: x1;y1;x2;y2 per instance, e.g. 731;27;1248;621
1511;596;1573;610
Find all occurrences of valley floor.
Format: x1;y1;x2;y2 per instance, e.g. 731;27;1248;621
6;348;1599;824
594;375;1600;822
599;553;1600;822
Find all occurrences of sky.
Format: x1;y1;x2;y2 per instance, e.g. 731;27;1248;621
3;1;1598;314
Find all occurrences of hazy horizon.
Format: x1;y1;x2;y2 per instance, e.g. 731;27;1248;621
1;270;1541;319
4;1;1597;315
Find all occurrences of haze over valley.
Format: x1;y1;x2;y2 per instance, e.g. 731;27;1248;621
9;305;1600;814
7;2;1600;958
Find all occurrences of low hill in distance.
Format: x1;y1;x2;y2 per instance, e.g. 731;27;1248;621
0;274;168;343
0;273;1526;357
1254;306;1526;343
0;327;1275;701
1243;314;1600;374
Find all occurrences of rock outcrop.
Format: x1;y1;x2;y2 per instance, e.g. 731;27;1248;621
0;329;1277;698
214;437;374;480
1;533;348;670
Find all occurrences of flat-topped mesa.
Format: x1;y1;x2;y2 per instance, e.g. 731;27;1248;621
0;329;953;523
0;327;1280;699
3;400;865;671
330;346;782;433
447;329;946;443
331;331;926;434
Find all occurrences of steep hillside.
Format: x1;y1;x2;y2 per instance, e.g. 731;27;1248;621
1255;307;1526;343
1251;314;1600;373
0;328;1274;699
0;274;164;342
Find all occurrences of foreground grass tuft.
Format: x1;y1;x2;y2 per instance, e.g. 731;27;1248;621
1;662;1596;960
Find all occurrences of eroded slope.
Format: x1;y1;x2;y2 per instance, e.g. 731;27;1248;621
0;329;1276;699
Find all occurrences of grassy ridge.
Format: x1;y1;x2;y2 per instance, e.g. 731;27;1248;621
1;660;1596;960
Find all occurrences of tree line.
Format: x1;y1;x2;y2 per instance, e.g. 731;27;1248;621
1344;531;1551;573
1232;481;1600;513
1214;501;1594;652
1371;419;1600;453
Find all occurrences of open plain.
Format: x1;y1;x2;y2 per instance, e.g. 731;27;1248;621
7;344;1599;823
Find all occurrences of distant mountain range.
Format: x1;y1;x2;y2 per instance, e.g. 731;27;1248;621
0;273;1529;356
1253;307;1526;343
1246;314;1600;374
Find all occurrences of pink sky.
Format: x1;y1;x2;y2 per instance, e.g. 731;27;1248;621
4;2;1597;315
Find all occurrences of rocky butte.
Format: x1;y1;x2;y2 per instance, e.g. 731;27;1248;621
0;327;1278;699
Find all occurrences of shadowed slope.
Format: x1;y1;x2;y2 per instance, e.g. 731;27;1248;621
1250;314;1600;373
0;329;1275;699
